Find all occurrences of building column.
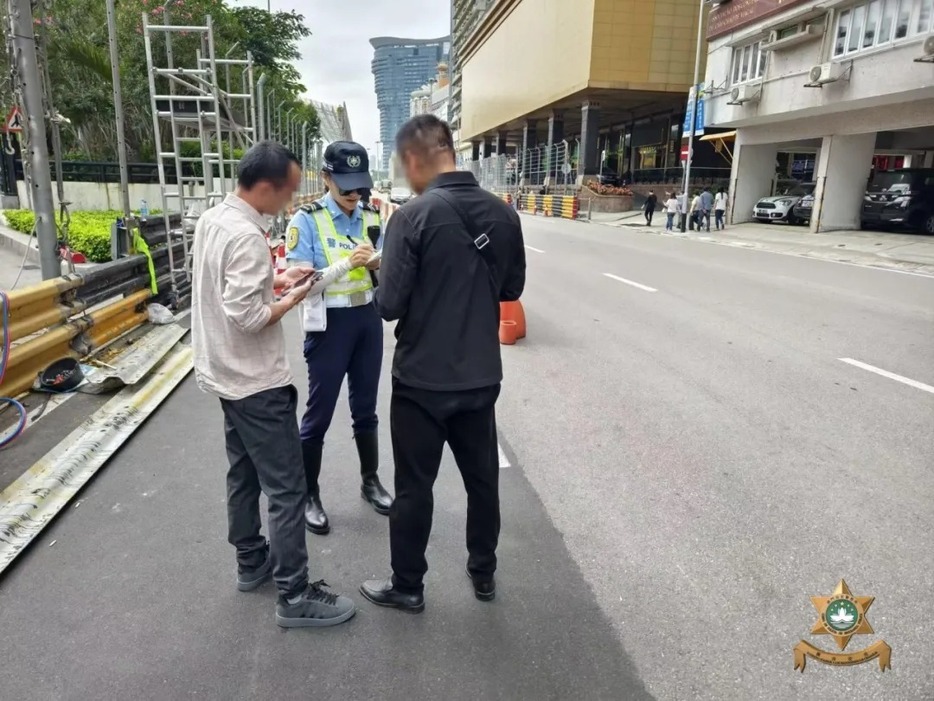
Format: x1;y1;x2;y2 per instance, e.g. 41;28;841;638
578;101;601;182
521;119;538;187
810;133;876;232
482;137;493;159
728;137;778;225
544;111;565;186
494;131;509;155
471;140;480;161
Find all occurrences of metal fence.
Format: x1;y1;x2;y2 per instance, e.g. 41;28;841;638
465;144;731;195
468;140;581;195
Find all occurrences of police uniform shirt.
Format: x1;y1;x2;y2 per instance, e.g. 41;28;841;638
285;193;381;309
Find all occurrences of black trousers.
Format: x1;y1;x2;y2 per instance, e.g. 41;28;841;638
389;379;501;594
220;385;309;597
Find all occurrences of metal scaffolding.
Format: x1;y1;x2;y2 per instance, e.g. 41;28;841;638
142;12;257;294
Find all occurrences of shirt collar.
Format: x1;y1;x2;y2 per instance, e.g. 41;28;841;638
324;192;362;222
425;171;478;191
223;193;269;231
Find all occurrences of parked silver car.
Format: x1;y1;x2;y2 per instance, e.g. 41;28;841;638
753;182;815;224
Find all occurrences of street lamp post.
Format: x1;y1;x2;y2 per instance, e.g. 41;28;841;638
276;101;285;142
285;109;294;150
255;73;267;142
681;0;712;233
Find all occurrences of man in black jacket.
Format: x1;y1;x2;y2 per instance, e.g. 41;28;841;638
360;115;526;613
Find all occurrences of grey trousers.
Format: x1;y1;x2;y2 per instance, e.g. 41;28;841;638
220;385;309;597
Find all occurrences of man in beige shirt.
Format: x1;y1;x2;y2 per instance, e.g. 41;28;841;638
191;141;355;628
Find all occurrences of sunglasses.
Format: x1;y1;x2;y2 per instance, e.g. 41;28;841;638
338;188;367;197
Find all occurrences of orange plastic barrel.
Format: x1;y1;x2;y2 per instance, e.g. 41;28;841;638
500;301;526;339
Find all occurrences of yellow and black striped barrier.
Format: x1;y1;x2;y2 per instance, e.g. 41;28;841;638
509;193;580;220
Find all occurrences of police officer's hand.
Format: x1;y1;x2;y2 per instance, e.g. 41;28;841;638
350;244;375;269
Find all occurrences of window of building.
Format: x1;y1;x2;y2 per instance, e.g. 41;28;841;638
730;40;766;85
833;0;933;58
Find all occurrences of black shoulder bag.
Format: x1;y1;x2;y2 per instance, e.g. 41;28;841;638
429;188;499;298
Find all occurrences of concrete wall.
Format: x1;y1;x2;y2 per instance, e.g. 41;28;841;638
14;181;164;212
704;7;934;130
460;0;597;140
590;0;703;91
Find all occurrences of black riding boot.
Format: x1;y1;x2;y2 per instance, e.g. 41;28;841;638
355;431;392;515
301;440;329;535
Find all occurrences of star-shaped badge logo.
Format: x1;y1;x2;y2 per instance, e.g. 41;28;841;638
809;579;875;651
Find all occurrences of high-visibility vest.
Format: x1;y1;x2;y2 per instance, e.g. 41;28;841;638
307;207;380;298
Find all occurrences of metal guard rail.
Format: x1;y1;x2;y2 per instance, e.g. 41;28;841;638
0;242;183;399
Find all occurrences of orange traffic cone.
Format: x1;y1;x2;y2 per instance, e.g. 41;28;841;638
500;301;526;339
499;320;519;345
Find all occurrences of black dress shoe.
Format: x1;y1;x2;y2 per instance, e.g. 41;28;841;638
466;568;496;602
361;477;392;515
304;494;330;535
359;579;424;613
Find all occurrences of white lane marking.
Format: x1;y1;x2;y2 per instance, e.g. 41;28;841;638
497;443;510;469
524;245;545;253
838;358;934;395
603;273;658;293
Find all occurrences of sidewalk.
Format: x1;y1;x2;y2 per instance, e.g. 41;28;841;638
0;226;40;289
596;216;934;276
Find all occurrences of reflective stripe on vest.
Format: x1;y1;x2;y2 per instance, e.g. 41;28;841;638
310;208;380;297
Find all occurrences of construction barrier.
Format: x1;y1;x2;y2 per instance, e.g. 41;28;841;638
0;234;184;400
513;193;580;220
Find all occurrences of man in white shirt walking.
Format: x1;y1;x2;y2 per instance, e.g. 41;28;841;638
191;141;356;628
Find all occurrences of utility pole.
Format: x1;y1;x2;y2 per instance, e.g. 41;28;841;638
105;0;132;221
256;73;267;141
681;0;708;233
301;122;308;196
9;0;59;279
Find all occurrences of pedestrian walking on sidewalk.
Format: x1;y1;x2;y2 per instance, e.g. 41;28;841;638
191;141;355;628
284;141;392;537
665;192;679;231
360;115;526;613
689;191;701;230
699;186;714;232
643;190;658;226
714;188;728;230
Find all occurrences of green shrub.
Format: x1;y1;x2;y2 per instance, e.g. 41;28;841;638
1;209;121;263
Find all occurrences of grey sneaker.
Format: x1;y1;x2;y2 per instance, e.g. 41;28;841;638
237;545;271;592
275;580;356;628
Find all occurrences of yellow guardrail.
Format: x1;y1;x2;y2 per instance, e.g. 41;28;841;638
1;279;151;399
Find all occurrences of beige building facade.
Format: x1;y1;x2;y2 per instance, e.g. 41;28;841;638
459;0;707;183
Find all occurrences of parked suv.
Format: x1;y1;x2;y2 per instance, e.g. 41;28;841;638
861;169;934;234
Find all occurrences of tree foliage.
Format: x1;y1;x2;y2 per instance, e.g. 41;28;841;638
0;0;318;161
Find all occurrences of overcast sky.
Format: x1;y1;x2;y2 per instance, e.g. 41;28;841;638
239;0;450;159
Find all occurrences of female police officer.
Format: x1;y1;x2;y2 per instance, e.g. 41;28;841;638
285;141;391;535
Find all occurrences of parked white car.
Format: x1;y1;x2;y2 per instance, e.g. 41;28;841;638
753;182;815;224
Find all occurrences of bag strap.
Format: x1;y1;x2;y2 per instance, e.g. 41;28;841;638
429;188;499;294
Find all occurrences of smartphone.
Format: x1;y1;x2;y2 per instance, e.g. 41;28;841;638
292;270;323;289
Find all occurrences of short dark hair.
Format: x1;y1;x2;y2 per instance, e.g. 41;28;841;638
237;140;300;190
395;114;455;159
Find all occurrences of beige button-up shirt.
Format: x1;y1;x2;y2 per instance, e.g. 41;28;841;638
191;193;292;400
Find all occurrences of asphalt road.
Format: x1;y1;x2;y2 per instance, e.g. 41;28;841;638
1;214;933;700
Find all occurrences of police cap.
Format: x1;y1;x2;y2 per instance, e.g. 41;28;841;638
323;141;374;191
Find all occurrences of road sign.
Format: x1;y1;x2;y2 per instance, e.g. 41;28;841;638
681;145;690;161
4;106;23;132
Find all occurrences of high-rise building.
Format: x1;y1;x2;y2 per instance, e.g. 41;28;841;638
450;0;492;148
370;36;451;171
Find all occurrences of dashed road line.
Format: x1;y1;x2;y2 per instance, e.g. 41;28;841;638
524;245;545;253
603;273;658;293
839;358;934;395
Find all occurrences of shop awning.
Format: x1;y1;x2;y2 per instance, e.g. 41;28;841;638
699;130;737;142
